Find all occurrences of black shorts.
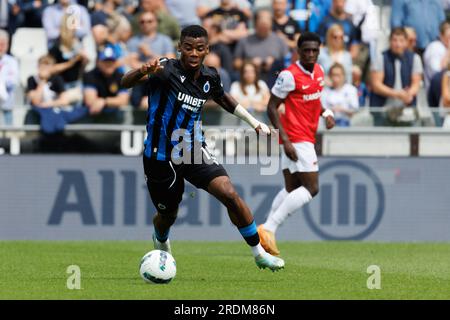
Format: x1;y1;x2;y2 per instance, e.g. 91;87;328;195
143;151;228;214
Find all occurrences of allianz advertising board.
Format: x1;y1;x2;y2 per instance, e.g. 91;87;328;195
0;156;449;241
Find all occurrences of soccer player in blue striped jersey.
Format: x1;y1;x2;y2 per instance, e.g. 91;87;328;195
121;25;284;272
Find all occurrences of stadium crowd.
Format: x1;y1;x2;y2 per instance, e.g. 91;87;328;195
1;0;450;132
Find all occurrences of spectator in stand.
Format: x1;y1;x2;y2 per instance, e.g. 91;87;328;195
197;0;252;19
26;55;88;133
83;46;129;123
127;11;175;68
93;13;131;73
126;11;175;108
92;14;109;44
230;61;270;122
352;65;368;107
90;0;118;26
444;0;450;20
19;0;48;28
113;12;132;44
391;0;445;56
0;30;19;125
428;71;445;108
317;0;360;59
318;23;353;85
131;0;180;46
272;0;302;51
287;0;331;33
204;52;231;93
234;9;289;84
344;0;380;76
93;10;132;45
404;27;418;52
48;13;89;104
110;0;138;22
423;22;450;88
203;0;249;51
164;0;200;29
370;27;423;126
321;63;359;127
427;69;445;125
27;55;69;109
344;0;379;45
202;19;234;76
42;0;91;48
439;66;450;127
0;0;23;38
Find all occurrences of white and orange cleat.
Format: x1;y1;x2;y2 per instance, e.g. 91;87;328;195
257;225;280;256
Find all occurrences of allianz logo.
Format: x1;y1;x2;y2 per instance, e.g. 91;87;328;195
47;170;279;226
304;160;385;240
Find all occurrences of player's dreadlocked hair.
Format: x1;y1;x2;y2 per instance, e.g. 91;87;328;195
297;32;321;48
180;25;209;42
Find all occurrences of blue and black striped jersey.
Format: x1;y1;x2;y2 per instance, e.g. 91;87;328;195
143;58;224;161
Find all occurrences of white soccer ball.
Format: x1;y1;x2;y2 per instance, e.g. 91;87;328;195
139;250;176;284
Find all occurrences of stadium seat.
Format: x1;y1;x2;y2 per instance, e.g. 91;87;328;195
12;87;28;126
17;57;39;88
10;28;48;88
10;28;48;58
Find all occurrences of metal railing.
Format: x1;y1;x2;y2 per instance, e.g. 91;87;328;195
1;121;449;157
0;124;450;133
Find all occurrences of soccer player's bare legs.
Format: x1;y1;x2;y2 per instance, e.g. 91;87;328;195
153;210;178;236
207;175;285;270
152;209;178;254
295;171;319;197
259;171;319;255
284;169;302;192
207;175;254;227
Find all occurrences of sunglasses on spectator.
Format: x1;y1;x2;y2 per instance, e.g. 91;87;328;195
332;34;344;40
140;19;155;24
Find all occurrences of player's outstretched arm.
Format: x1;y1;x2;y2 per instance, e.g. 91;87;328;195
214;92;271;134
120;58;164;89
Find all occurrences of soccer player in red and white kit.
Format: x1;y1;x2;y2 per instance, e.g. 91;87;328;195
258;32;335;256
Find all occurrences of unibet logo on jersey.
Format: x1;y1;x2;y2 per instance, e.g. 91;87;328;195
177;92;206;113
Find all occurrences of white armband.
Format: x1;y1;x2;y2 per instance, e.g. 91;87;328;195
322;109;334;118
233;104;261;128
233;104;271;134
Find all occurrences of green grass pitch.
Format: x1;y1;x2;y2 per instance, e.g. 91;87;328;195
0;241;449;299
